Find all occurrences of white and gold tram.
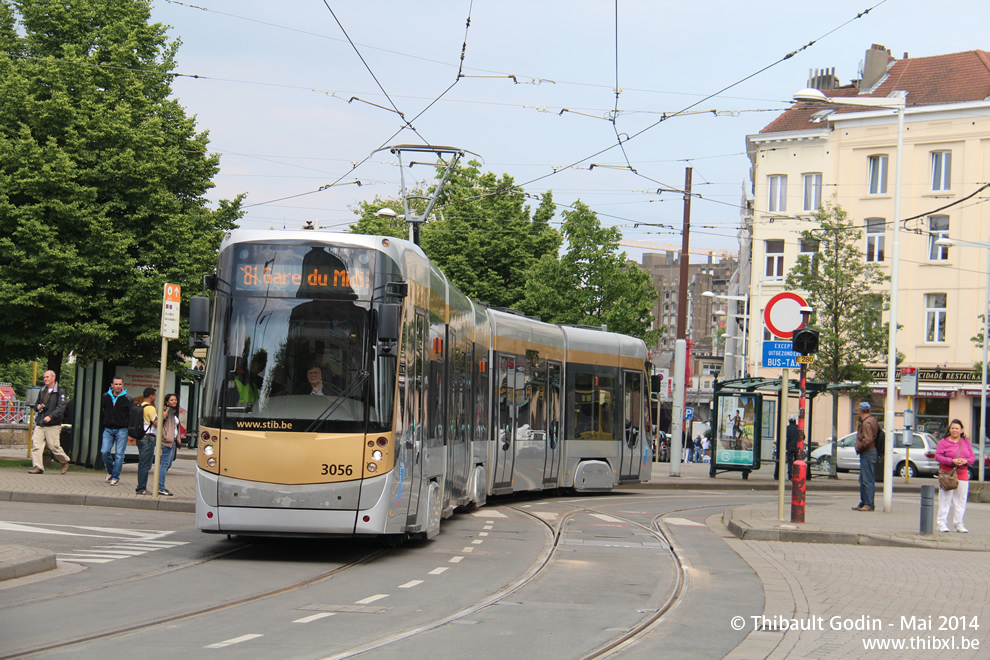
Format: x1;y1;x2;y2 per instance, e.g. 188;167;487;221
194;229;652;539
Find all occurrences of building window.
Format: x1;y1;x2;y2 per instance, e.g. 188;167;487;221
868;155;888;195
799;238;817;254
866;218;885;263
768;175;787;212
925;293;946;343
702;363;720;376
802;173;822;212
931;151;952;192
928;215;949;261
765;239;784;278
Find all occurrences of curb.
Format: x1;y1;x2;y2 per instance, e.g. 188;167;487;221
722;507;984;552
0;545;57;581
0;490;195;513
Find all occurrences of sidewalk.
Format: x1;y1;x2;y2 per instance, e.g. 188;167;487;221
2;450;988;583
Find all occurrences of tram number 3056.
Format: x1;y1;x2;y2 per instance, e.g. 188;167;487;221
321;464;355;476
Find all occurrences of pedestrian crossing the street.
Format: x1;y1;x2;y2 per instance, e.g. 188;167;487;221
0;521;187;564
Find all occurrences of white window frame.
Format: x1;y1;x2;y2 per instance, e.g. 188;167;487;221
802;173;822;212
928;215;949;261
931;151;952;192
868;155;888;195
866;218;885;263
768;175;787;213
765;239;784;279
925;293;947;344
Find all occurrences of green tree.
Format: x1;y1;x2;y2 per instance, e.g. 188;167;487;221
520;201;659;343
351;161;560;309
0;0;242;374
784;204;889;476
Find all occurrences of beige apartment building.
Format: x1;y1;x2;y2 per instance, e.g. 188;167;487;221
745;45;990;444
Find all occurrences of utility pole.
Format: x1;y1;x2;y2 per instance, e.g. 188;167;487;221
670;167;692;475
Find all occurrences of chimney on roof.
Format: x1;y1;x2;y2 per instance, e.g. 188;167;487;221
861;44;892;91
807;67;839;90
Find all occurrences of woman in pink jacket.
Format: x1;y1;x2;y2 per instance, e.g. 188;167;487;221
935;419;976;533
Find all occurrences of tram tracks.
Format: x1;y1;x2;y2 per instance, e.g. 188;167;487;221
0;544;390;660
325;500;714;659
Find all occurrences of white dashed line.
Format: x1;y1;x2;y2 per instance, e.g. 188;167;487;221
471;540;483;544
355;594;389;604
590;513;623;523
665;517;707;527
294;612;336;623
449;556;464;563
479;532;488;536
461;547;474;553
471;511;506;518
205;633;263;648
483;525;493;530
399;580;423;588
429;567;449;575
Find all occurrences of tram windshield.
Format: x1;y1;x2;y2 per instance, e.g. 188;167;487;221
200;243;399;434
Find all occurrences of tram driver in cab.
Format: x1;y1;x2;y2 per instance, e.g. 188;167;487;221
305;364;328;396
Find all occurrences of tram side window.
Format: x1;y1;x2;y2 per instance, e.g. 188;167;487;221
568;369;616;441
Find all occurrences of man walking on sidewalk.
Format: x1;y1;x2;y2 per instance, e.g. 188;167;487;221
28;370;71;474
853;401;879;512
100;377;132;486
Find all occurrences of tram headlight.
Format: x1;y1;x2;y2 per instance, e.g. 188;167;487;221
372;450;383;461
203;444;215;456
366;462;378;473
207;457;217;468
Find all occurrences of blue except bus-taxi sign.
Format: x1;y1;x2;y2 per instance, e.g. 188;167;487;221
762;341;799;369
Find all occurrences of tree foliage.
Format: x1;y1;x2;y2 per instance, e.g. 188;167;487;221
784;204;889;388
519;201;659;343
0;0;242;373
352;161;560;309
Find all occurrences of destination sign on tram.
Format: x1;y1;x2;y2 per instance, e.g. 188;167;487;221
230;244;379;299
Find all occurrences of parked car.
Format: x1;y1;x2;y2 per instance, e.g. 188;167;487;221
810;430;939;478
967;443;990;481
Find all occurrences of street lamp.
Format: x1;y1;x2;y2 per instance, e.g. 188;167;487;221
703;291;749;379
794;87;907;513
936;235;989;482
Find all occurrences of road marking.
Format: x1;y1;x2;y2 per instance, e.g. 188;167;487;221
205;634;263;648
355;594;388;604
0;522;116;538
471;539;483;545
479;532;489;536
665;517;707;527
530;511;559;522
461;547;474;553
429;567;448;575
449;556;464;563
86;548;147;556
399;580;423;588
293;613;336;623
483;525;493;530
471;511;506;518
589;513;623;523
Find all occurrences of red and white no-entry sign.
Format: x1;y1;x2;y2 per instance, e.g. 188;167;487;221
763;292;808;339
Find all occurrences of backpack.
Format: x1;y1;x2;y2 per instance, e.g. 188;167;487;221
875;426;885;449
128;402;150;440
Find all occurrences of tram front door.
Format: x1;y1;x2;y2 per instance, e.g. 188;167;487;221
492;354;516;494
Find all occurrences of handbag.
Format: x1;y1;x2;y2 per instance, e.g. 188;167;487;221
938;469;958;491
937;441;961;490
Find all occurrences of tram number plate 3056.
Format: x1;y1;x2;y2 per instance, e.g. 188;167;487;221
321;464;355;476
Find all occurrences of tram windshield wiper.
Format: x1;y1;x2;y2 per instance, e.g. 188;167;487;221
305;370;369;433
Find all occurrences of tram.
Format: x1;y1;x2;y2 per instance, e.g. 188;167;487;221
193;229;652;539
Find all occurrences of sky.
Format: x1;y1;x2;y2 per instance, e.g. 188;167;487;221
149;0;988;263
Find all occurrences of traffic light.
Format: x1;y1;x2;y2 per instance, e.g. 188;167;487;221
792;327;820;356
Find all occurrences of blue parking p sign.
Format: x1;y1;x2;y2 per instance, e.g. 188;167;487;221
685;407;694;421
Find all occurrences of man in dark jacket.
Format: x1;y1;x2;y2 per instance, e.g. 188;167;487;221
28;370;71;474
853;401;879;511
100;377;132;486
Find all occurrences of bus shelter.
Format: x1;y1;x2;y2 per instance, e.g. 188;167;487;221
709;376;827;479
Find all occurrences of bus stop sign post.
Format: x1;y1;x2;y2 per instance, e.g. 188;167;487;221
152;283;180;499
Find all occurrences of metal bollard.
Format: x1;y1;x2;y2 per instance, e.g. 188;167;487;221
920;484;935;534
